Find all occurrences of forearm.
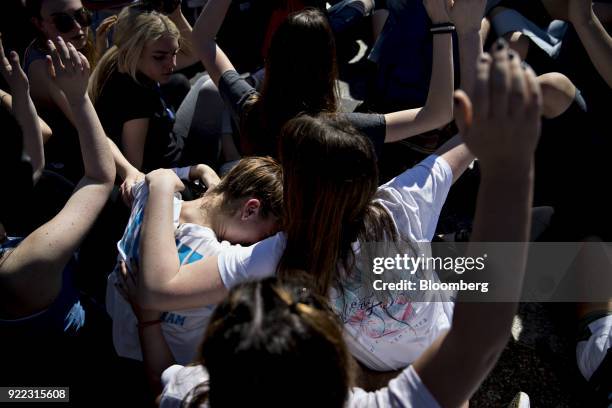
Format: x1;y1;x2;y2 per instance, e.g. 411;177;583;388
169;8;197;68
139;184;181;305
416;166;533;408
108;137;139;181
573;14;612;87
384;34;453;142
194;0;232;41
421;33;454;125
68;96;115;183
138;324;175;396
11;90;45;180
190;164;221;188
457;29;483;99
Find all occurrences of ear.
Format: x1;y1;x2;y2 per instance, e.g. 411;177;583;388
240;198;261;221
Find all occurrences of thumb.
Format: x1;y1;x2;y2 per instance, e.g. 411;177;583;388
453;89;473;137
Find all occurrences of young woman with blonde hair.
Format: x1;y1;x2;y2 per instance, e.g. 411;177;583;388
89;3;199;181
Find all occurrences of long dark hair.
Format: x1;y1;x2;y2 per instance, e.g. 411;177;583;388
188;277;351;407
241;8;339;156
276;115;398;297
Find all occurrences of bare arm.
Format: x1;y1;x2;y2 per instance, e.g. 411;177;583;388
120;118;149;171
570;0;612;87
192;0;236;86
384;0;454;143
413;42;542;407
0;39;115;315
138;169;228;311
168;4;199;70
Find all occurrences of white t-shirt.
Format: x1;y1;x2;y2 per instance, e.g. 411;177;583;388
158;363;441;408
105;179;234;364
216;155;455;370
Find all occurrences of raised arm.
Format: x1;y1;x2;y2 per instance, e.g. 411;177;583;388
0;38;115;315
168;1;199;70
569;0;612;87
449;0;487;98
383;0;453;143
413;42;542;407
192;0;236;86
0;36;44;182
138;169;227;311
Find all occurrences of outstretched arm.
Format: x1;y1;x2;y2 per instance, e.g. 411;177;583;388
0;38;115;316
413;41;542;407
383;0;454;143
192;0;236;86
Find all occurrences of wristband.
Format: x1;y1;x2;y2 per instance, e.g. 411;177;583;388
430;23;455;34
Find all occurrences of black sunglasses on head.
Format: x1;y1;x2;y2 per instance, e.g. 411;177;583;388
51;8;93;34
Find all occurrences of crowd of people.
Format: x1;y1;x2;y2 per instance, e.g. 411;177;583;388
0;0;611;406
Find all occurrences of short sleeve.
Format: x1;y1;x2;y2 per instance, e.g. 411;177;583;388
342;112;386;158
375;155;453;241
217;70;259;124
348;365;441;408
217;233;285;289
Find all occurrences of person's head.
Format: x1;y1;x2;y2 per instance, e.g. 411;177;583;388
241;8;338;156
89;5;180;101
193;277;352;407
276;114;394;296
27;0;92;50
207;157;283;245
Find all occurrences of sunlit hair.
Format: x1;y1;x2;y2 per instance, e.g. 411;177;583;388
207;157;284;220
88;5;180;103
240;8;339;156
276;115;397;296
187;276;352;407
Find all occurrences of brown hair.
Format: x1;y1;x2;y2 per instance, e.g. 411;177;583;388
208;157;284;221
188;276;351;407
276;115;397;296
239;8;339;157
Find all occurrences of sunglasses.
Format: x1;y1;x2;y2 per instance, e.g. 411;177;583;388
50;8;93;34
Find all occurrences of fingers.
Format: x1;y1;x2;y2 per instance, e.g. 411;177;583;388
453;89;473;137
97;15;117;34
490;39;511;118
523;63;542;122
473;53;492;122
67;42;83;73
507;49;526;117
47;39;64;71
45;55;56;79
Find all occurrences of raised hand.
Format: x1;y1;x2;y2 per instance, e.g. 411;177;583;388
454;40;542;170
0;34;29;96
95;15;118;58
423;0;452;24
46;36;90;103
447;0;487;33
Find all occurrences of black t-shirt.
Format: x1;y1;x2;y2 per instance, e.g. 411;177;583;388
95;71;183;173
217;70;386;157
